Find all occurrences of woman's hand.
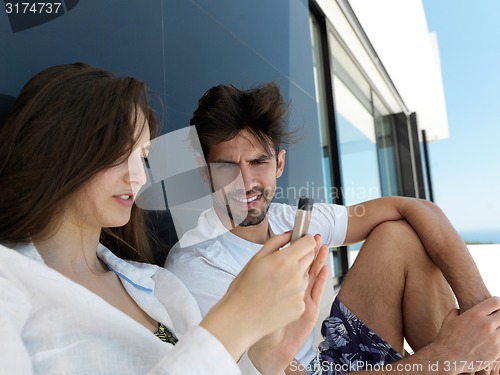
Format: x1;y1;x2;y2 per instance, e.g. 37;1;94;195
200;232;317;364
248;235;329;374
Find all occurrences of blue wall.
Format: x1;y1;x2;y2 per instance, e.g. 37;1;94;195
1;0;326;204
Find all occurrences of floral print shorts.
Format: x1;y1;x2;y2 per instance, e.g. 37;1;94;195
314;297;403;375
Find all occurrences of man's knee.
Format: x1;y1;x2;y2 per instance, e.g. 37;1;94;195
368;220;423;248
343;221;414;285
362;220;430;270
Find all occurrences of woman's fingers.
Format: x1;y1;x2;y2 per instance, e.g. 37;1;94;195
256;231;293;257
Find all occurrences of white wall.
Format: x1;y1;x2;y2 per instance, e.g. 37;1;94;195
315;0;449;141
347;0;449;141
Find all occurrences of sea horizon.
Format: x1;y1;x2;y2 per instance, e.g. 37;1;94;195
459;228;500;244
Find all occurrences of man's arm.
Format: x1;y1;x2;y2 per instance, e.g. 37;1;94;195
344;196;491;311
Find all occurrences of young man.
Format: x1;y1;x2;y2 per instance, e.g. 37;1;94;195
165;82;500;374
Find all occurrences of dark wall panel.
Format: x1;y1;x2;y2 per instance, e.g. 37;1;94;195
1;1;165;101
1;0;324;205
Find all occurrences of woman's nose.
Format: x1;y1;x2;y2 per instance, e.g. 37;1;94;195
127;151;148;188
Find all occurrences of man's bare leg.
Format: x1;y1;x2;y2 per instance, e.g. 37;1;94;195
337;220;457;354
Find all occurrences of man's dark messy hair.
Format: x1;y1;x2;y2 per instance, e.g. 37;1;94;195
190;81;296;158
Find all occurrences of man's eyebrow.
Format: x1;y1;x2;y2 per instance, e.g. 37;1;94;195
250;154;273;162
210;154;272;164
210;159;238;164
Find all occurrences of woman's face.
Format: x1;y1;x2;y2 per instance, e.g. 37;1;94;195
65;111;151;231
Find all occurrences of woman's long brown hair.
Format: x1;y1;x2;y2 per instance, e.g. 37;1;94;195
0;63;159;262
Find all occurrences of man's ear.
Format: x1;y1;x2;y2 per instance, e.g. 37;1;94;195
196;156;210;184
276;149;286;178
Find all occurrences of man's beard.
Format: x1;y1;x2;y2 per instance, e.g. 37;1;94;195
237;202;270;226
225;186;274;227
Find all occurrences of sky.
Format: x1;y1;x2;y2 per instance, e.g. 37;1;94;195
421;0;500;242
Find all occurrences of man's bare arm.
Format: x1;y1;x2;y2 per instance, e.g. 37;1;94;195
345;196;490;311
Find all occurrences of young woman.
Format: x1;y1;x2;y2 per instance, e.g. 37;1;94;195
0;63;328;375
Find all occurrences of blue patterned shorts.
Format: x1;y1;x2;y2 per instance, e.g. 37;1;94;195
313;297;403;375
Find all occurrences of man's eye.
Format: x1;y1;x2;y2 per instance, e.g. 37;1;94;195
217;163;234;168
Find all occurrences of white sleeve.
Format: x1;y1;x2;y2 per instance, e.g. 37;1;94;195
0;276;242;375
309;203;348;247
149;325;242;375
157;339;278;375
269;203;348;247
0;277;35;375
152;264;261;374
239;351;285;375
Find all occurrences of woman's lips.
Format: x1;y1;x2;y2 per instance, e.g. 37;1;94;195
113;194;134;208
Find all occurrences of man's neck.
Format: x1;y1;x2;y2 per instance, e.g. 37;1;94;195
230;217;271;244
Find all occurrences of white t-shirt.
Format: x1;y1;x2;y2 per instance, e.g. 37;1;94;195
0;242;262;375
165;202;348;367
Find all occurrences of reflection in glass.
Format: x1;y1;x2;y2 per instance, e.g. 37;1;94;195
334;76;381;207
376;115;400;196
310;15;334;204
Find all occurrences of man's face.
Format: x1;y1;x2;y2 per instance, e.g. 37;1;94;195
204;129;285;228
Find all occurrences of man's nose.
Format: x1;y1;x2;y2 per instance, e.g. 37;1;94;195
239;165;257;190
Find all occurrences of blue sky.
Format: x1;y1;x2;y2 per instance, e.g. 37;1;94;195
422;0;500;240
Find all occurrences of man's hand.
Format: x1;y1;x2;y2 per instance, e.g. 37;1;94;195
428;297;500;374
248;234;329;374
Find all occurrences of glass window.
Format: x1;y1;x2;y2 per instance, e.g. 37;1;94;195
310;13;347;286
374;94;400;196
376;116;400;196
333;75;381;206
328;31;371;112
420;139;431;200
311;15;334;204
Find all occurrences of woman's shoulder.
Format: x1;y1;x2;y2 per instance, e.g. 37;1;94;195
0;243;51;305
0;242;44;273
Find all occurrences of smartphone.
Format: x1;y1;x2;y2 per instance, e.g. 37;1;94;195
291;196;314;243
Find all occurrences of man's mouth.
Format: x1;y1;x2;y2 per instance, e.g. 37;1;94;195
232;194;261;204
